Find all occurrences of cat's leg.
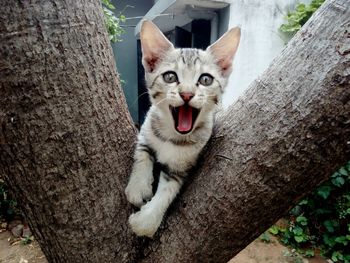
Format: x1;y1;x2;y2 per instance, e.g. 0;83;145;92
125;143;154;208
129;172;182;237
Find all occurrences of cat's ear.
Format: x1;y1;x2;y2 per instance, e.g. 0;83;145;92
207;27;241;76
140;20;174;72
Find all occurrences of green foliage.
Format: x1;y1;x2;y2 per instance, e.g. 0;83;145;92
21;235;34;245
259;231;271;243
270;162;350;262
101;0;126;43
283;249;305;263
280;0;325;34
0;179;18;222
268;225;281;235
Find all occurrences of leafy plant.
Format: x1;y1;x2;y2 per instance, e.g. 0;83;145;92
0;179;18;222
101;0;126;42
283;249;305;263
280;0;325;34
260;231;271;243
270;161;350;262
21;235;34;245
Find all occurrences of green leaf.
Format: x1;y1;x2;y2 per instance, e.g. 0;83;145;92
296;216;308;226
335;236;349;246
332;253;338;262
279;0;325;34
324;220;339;233
323;234;336;247
296;3;306;12
293;226;304;236
101;1;125;43
294;235;306;243
260;232;271;243
332;176;345;187
120;15;126;22
317;186;332;199
332;171;340;178
332;251;344;262
339;167;349;176
280;23;301;33
305;249;315;257
298;199;308;205
102;0;115;10
282;231;292;244
269;225;280;235
345;161;350;171
315;207;332;215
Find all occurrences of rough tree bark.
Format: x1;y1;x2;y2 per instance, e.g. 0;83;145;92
0;0;349;263
0;0;138;262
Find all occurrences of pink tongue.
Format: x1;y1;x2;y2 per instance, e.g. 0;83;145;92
177;105;193;132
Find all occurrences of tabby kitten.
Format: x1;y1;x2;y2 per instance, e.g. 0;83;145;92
125;20;240;237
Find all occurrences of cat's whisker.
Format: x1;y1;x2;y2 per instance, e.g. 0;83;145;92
154;97;168;106
129;91;149;110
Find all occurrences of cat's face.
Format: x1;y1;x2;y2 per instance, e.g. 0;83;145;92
140;21;240;135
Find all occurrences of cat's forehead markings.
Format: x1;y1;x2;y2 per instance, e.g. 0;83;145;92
193;56;200;66
179;49;201;66
180;50;186;64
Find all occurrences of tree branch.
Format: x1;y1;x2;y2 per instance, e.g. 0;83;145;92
0;0;349;262
139;0;350;262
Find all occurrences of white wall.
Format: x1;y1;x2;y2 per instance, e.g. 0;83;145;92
223;0;309;107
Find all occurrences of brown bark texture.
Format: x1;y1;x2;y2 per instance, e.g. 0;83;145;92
0;0;349;263
0;0;138;262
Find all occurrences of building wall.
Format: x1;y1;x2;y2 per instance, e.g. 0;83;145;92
111;0;311;115
223;0;310;107
111;0;153;122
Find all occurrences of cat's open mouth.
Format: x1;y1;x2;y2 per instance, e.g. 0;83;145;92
170;104;200;134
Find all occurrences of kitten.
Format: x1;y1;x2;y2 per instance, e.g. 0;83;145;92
125;20;240;237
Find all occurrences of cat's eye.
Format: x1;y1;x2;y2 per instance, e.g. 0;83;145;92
198;74;214;86
163;71;178;83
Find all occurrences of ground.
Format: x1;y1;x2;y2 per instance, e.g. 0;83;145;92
230;235;328;263
0;229;329;263
0;230;46;263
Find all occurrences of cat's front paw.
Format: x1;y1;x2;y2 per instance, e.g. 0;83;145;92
125;176;153;208
129;206;162;238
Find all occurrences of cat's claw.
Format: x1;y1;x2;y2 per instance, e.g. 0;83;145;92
125;177;153;207
129;206;161;238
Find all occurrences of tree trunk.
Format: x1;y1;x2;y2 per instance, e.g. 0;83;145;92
1;0;349;263
0;0;139;262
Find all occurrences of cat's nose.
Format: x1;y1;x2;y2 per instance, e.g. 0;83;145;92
180;92;194;102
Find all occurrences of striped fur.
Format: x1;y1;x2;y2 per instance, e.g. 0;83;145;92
125;21;240;237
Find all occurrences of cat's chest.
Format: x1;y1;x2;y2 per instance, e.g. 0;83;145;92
152;141;200;170
139;111;209;171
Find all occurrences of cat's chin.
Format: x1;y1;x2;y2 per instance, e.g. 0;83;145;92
169;105;200;135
